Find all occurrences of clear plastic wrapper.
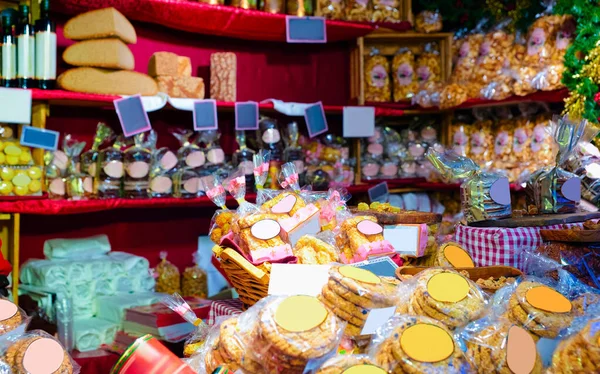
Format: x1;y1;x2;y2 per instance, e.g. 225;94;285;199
0;297;28;337
318;0;345;20
469;109;494;167
278;162;300;192
80;123;114;198
154;251;181;295
293;232;339;265
97;135;125;199
253;149;270;200
173;167;201;198
396;268;487;330
202;174;227;210
452;28;485;83
335;215;394;263
371;0;399;23
392;48;418;101
493;113;515;171
261;191;307;217
124;131;155;199
530;112;555;169
62;135;87;200
411;81;442;108
162;293;210;359
44;151;66;199
473;22;514;86
315;354;382;373
223;170;247;205
369;314;471;373
361;156;381;180
345;0;371;22
459;316;543;374
449;120;471;157
0;329;80;374
171;129;205;170
480;74;513;101
415;43;441;83
182;252;208;299
548;314;600;373
209;209;236;245
427;148;512;222
415;10;443;33
319;188;349;232
364;49;391;102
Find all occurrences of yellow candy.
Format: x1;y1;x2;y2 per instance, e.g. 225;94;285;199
0;167;14;181
4;145;21;156
15;169;27;177
27;167;42;180
12;173;31;187
0;141;5;152
19;152;31;164
0;181;12;195
13;185;29;196
6;156;18;165
2;142;14;150
0;153;5;165
28;180;41;193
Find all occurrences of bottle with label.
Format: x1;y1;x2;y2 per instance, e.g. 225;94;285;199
34;0;56;90
202;130;225;170
81;123;114;197
97;136;125;199
124;131;155;199
17;4;34;89
257;117;284;189
232;131;255;191
283;122;305;187
2;12;16;88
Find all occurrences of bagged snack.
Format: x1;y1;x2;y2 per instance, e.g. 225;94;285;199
181;252;208;299
435;242;475;268
449;120;471;157
473;22;514;86
171;129;205;170
150;145;178;198
318;266;399;337
392;48;418;101
293;233;338;264
318;0;345;20
460;316;543;374
315;354;385;373
438;82;468;109
548;314;600;373
364;49;391;102
0;297;27;336
124;131;156;199
415;43;441;83
97;135;126;199
162;294;210;360
415;10;443;33
469;109;494;167
452;30;485;83
63;135;87;200
335;215;395;263
154;251;181;294
80;122;114;197
370;314;471;373
427;148;512;222
371;0;400;23
493;113;515;171
345;0;371;22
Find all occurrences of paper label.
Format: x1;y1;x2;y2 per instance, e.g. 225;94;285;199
304;102;328;138
384;225;419;256
160;151;178;171
368;182;389;203
34;31;56;80
274;296;327;332
343;106;375;138
561;177;581;202
443;245;475;268
103;161;124;179
251;219;281;240
20;125;58;150
426;273;469;303
17;35;35;79
400;324;454;363
525;286;572;313
235;102;259;130
490;177;511;206
507;326;537;374
268;264;331;296
0;88;32;124
2;43;16;80
272;194;297;214
360;306;396;335
339;266;380;284
126;161;149;178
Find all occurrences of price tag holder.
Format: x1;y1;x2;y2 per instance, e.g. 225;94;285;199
20;126;59;151
343;106;375;137
383;224;421;256
361;306;397;335
368;182;389;203
268;264;332;296
351;257;398;277
305;102;328;138
235;101;259;131
286;16;327;44
0;88;31;124
193;99;218;131
114;95;152;137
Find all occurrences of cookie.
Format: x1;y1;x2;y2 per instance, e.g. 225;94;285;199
4;335;73;374
550;318;600;373
435;242;475;268
316;354;383;374
322;285;369;321
507;293;549;338
318;294;365;327
327;279;391;310
219;317;263;373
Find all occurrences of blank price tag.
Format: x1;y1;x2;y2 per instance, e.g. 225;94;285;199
351;257;398;277
20;126;59;151
368;182;389;203
343;106;375;137
305;102;328;138
114;95;152;137
268;264;331;296
0;88;31;124
286;16;327;43
235;101;259;130
193;99;218;131
384;225;420;256
361;306;396;335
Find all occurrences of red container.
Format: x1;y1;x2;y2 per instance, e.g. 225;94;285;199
111;335;196;374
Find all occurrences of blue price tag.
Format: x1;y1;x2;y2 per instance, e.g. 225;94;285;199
193;99;218;131
368;182;389;203
304;102;328;138
113;95;152;137
352;257;398;277
20;126;59;151
235;102;259;130
286;16;327;43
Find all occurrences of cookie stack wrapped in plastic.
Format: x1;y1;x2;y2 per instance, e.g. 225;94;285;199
0;297;27;336
369;314;471;373
335;215;395;263
549;315;600;373
315;354;385;373
318;266;399;337
155;251;181;294
398;268;487;330
435;242;476;268
233;212;293;264
364;49;391;102
427;148;512;223
459;316;544;374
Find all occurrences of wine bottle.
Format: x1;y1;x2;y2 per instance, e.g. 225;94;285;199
2;12;16;88
17;4;34;89
34;0;56;90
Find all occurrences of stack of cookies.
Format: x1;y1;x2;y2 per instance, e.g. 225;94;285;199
461;317;543;374
315;354;385;374
203;317;263;374
3;332;74;374
401;268;486;329
549;316;600;373
0;298;25;335
318;266;399;337
148;52;205;99
372;315;471;372
435;242;476;268
59;7;157;96
505;280;574;339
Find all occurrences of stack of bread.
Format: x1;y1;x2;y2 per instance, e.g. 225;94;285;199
148;52;205;99
58;7;157;96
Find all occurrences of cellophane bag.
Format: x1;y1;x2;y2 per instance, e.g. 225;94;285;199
253;149;271;205
469;108;494;167
371;0;400;23
415;43;441;84
155;251;181;294
181;252;208;299
0;329;81;374
473;21;514;87
369;314;471;373
535;15;575;91
415;10;443;33
449;118;471;157
392;48;418;101
0;297;28;337
315;354;384;373
202;173;236;245
293;231;339;265
452;21;486;84
318;0;345;20
364;49;391;102
427;148;512;222
345;0;371;22
161;293;210;358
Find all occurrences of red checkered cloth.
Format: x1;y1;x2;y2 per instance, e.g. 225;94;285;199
456;223;584;268
208;299;243;325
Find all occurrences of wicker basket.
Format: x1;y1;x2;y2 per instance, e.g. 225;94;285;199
212;245;270;309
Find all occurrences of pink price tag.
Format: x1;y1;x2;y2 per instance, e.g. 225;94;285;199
114;95;152;137
286;16;327;44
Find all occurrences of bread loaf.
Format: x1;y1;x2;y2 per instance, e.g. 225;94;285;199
63;39;135;70
210;52;236;102
64;7;137;44
157;76;204;98
58;67;158;96
148;52;178;77
177;56;192;77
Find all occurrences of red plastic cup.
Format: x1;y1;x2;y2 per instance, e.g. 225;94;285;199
111;334;196;374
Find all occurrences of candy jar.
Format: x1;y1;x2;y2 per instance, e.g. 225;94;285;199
232;131;255;192
80;123;114;197
64;135;87;200
97;136;126;199
124;131;155;199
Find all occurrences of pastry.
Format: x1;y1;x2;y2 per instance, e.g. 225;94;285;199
63;7;137;44
210;52;236;102
261;192;306;217
63;39;134;70
293;235;338;264
57;67;158;96
219;317;264;373
148;52;179;77
156;76;205;99
335;216;394;263
235;213;293;263
177;56;192;77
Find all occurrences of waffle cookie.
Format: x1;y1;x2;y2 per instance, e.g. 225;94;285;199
549;317;600;373
316;354;385;374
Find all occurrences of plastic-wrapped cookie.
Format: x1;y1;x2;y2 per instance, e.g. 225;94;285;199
0;298;26;335
328;266;399;307
219;317;264;373
435;242;476;268
316;354;385;374
370;315;470;373
549;316;600;373
4;331;75;374
460;316;543;374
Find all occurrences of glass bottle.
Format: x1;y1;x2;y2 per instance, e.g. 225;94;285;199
232;131;255;192
81;123;114;198
97;136;125;199
283;122;306;186
203;130;225;169
258;117;284;189
123;131;155;199
34;0;56;90
2;12;16;88
17;4;34;89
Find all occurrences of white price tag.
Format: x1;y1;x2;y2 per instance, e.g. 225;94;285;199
360;306;396;335
384;225;420;256
0;88;31;124
343;106;375;137
268;264;331;296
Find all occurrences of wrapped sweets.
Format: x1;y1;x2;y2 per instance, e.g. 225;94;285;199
80;122;114;197
0;297;27;335
392;48;419;101
124;131;155;199
171;128;205;171
370;314;471;373
371;0;400;23
294;233;338;264
233;212;293;263
63;135;87;200
317;0;345;19
182;252;208;299
318;266;399;337
469;110;494;167
97;135;126;199
533;115;586;214
415;10;443;33
364;49;391;102
316;354;385;373
335;215;395;263
415;43;441;83
460;316;543;374
549;315;600;373
452;32;484;83
345;0;371;22
1;330;77;373
427;148;512;223
154;251;181;294
473;24;514;86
